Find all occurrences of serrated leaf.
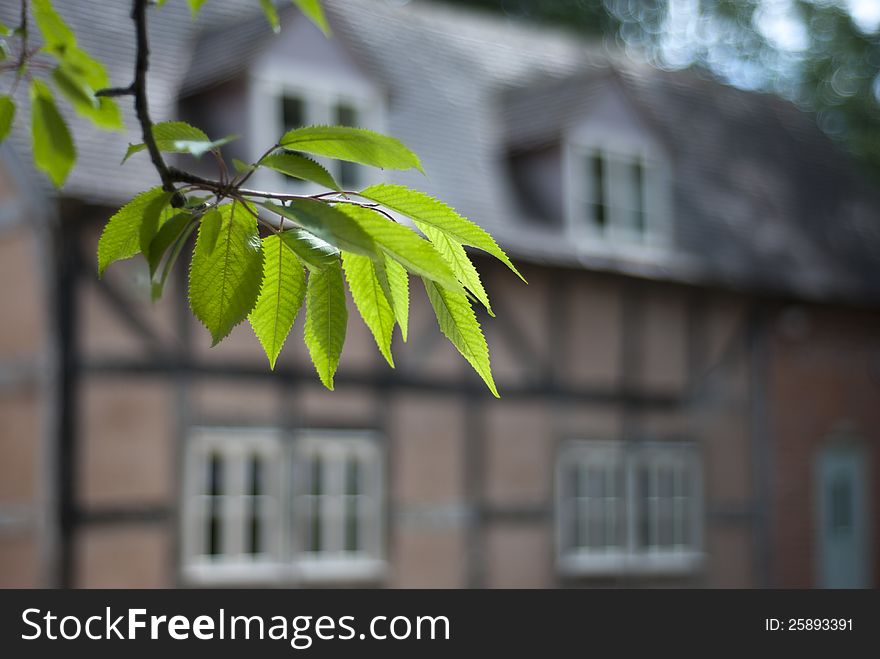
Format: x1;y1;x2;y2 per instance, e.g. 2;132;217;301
291;0;331;36
0;96;14;144
360;184;523;281
259;0;280;33
423;278;498;397
279;126;423;173
342;251;395;367
249;234;307;368
30;79;75;187
97;187;172;276
261;199;377;257
187;0;208;17
419;225;493;316
147;212;194;277
260;152;340;191
279;228;340;271
189;203;264;345
304;262;347;390
383;254;409;342
51;64;122;130
123;121;236;162
333;204;463;294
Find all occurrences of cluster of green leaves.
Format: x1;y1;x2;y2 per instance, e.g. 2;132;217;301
100;122;522;395
2;0;522;394
0;0;122;186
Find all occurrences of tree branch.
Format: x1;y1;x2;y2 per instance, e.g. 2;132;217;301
131;0;175;196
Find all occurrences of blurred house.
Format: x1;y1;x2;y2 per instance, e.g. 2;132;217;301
0;0;878;588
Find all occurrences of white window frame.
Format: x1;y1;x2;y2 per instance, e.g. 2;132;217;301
181;427;385;586
555;440;703;577
248;63;386;194
563;129;673;259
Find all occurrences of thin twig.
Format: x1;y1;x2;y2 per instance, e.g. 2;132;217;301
95;85;135;98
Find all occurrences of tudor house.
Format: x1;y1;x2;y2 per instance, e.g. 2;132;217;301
0;0;878;589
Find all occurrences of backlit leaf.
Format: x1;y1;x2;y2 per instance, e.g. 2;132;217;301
383;254;409;342
259;0;280;33
291;0;331;36
261;199;377;257
360;183;523;281
124;122;236;162
334;204;462;293
249;233;307;368
30;79;75;187
279;126;423;173
260;152;340;191
0;96;13;144
189;203;265;345
343;251;395;367
423;278;498;397
278;228;340;271
98;187;172;276
304;261;347;390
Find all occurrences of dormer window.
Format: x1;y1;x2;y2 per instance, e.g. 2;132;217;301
564;137;672;253
277;90;370;190
249;65;385;193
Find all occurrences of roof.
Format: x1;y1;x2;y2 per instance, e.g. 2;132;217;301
2;0;879;302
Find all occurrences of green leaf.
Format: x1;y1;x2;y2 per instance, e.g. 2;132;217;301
0;96;14;144
151;219;198;302
189;203;265;345
147;212;194;277
51;64;122;130
423;278;498;397
279;228;340;271
291;0;331;36
249;234;307;369
278;126;423;173
383;254;409;342
97;187;172;276
261;199;377;257
187;0;209;17
34;0;121;132
304;262;347;390
260;152;340;191
342;251;395;367
0;22;10;37
333;204;463;293
360;184;523;281
32;0;75;50
30;79;75;188
123;121;236;162
420;226;493;316
0;40;10;62
259;0;280;33
232;158;255;174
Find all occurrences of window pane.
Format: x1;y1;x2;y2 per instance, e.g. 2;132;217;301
335;102;360;188
282;96;304;131
344;458;361;552
657;466;674;548
637;463;652;549
588;152;606;229
207;453;223;556
631;158;646;236
309;456;323;552
247;455;262;556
